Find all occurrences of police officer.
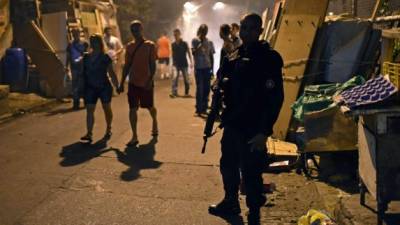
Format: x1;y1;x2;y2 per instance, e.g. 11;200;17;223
208;13;284;225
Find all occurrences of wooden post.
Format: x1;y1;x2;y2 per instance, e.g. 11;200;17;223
352;0;358;17
371;0;382;21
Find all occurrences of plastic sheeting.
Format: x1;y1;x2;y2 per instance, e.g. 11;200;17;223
304;20;381;84
292;76;365;123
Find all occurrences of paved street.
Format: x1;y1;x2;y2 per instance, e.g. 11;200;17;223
0;80;324;225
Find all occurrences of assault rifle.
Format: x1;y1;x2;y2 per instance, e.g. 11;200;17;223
201;79;223;154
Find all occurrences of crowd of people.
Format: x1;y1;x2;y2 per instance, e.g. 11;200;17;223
64;13;284;225
65;20;247;136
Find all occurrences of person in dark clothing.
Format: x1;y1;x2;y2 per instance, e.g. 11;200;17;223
192;24;215;117
231;23;242;48
80;34;119;143
66;29;89;110
208;13;284;225
219;24;235;67
170;28;193;97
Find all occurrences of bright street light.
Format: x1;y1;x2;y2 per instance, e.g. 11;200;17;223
212;2;225;11
184;1;199;14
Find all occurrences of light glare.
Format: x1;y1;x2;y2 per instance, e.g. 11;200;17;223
212;2;225;11
184;2;198;14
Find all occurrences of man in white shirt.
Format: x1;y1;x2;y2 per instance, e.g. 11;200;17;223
104;27;123;80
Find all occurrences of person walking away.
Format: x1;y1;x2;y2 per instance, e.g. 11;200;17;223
66;29;88;110
157;32;171;79
170;28;193;98
80;34;119;143
118;20;158;147
231;23;242;48
192;24;215;117
208;14;284;225
104;27;124;81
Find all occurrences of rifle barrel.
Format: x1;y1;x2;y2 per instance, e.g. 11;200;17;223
201;137;208;154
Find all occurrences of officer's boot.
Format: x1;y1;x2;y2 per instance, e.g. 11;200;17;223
208;195;241;215
247;208;260;225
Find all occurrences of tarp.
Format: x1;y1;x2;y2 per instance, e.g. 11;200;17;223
292;75;365;122
304;20;381;84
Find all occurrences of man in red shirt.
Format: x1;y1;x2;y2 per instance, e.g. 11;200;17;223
118;20;158;146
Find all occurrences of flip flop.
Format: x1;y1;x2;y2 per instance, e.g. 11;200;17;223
80;134;93;143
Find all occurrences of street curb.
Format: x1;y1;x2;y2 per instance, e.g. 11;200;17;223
0;99;61;125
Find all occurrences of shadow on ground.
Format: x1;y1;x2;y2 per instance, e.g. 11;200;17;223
211;214;244;225
114;136;162;182
311;152;359;194
59;139;112;167
46;107;83;116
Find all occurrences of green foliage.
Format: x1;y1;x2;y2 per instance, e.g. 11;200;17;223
114;0;154;43
378;0;392;16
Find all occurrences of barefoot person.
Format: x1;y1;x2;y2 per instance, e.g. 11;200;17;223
81;34;119;143
118;20;158;146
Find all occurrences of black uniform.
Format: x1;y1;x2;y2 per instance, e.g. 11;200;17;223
217;41;284;210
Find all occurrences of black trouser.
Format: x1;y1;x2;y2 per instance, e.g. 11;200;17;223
220;126;268;210
71;66;83;107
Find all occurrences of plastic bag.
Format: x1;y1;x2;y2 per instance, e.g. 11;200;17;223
298;209;337;225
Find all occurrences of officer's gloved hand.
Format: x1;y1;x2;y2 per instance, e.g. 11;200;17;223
248;134;268;152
